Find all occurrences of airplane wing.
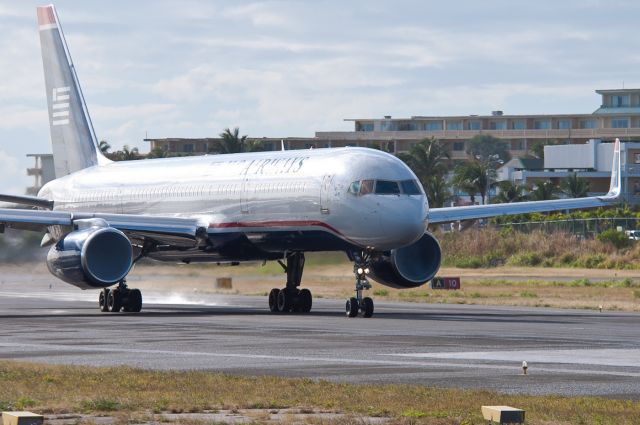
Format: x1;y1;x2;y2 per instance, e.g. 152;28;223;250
0;209;205;245
428;139;622;224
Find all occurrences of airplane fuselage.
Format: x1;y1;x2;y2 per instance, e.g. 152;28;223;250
39;147;429;262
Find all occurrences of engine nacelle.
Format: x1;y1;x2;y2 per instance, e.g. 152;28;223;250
47;219;133;289
368;232;442;289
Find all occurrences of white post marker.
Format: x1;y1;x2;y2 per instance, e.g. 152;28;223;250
522;361;528;375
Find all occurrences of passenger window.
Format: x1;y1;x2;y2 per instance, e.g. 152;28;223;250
375;180;400;195
359;180;374;195
401;180;422;195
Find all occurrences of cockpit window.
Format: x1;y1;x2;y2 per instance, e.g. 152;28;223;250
401;180;422;195
350;179;422;196
375;180;401;195
359;180;374;195
348;181;360;195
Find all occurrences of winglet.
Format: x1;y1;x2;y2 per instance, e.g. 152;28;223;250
605;138;622;199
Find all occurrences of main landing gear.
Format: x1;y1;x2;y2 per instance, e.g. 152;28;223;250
268;252;312;313
98;280;142;313
346;252;374;318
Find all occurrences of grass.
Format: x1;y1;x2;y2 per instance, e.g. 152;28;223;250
0;361;639;424
439;228;640;270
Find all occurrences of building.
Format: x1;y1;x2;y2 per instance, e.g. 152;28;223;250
145;88;640;161
144;137;320;155
315;88;640;159
497;139;640;204
26;154;55;195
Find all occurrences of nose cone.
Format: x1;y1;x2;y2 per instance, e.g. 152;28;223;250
375;196;427;250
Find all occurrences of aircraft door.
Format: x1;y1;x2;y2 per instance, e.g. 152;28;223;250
241;176;249;214
320;174;334;214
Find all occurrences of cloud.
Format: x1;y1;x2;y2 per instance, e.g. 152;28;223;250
222;3;289;27
0;150;30;195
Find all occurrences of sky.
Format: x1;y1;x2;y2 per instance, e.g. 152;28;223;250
0;0;639;194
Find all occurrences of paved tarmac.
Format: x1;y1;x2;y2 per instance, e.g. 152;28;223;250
0;278;639;398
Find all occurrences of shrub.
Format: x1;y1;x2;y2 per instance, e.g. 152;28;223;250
597;229;631;250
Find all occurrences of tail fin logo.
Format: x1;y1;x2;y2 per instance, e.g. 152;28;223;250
51;86;70;126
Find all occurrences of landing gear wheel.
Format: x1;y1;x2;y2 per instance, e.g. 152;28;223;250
107;289;122;313
268;288;280;313
362;297;374;318
99;289;110;312
299;288;312;313
346;297;359;318
126;289;142;313
277;289;292;312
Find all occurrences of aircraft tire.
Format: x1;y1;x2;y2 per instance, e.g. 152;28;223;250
362;297;374;318
128;289;142;313
346;297;358;318
277;288;292;312
107;288;122;313
268;288;280;312
99;288;110;312
299;288;312;313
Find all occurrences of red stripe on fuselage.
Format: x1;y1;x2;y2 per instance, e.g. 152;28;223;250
208;220;344;236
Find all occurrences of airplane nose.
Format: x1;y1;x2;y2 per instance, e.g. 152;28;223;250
381;198;427;247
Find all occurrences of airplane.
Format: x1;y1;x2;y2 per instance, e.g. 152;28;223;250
0;4;622;318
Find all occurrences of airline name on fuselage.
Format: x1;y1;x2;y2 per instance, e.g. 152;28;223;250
210;156;311;176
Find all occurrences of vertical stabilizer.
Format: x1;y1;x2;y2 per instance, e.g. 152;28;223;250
37;4;110;178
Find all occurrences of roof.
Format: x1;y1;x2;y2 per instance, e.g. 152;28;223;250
345;113;597;122
593;106;640;115
595;88;640;94
501;157;544;171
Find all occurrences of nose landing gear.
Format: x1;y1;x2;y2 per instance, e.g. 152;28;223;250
346;252;374;318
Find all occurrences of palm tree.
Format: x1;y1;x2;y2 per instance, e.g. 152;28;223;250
397;137;450;185
492;181;528;203
529;180;558;201
467;134;511;163
452;161;493;205
98;140;111;154
116;145;140;161
424;175;451;208
147;147;168;159
561;172;589;198
217;127;262;153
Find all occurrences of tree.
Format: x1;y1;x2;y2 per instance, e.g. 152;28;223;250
115;145;140;161
492;180;528;203
98;140;111;154
529;180;558;201
561;172;589;198
467;134;511;163
452;161;493;205
397;137;450;182
529;140;559;160
217;127;249;154
147;147;168;159
397;137;451;206
424;175;452;208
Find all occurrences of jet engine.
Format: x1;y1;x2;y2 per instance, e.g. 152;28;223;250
46;219;133;289
368;232;442;289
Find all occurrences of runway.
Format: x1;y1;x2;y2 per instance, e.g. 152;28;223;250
0;278;639;398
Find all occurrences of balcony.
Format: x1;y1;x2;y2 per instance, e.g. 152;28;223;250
26;167;42;176
316;128;640;141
